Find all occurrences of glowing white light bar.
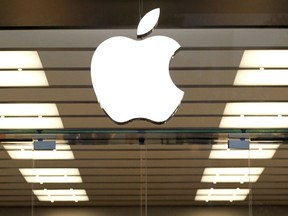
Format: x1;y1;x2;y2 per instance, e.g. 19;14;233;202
0;117;63;129
4;144;74;159
0;51;43;69
33;189;89;202
240;50;288;68
209;144;279;159
20;168;80;176
223;103;288;115
0;104;63;129
234;69;288;86
24;176;82;184
0;70;48;86
195;188;249;202
0;51;48;86
19;168;82;183
37;196;89;202
0;104;59;116
201;167;264;183
220;116;288;128
221;102;288;128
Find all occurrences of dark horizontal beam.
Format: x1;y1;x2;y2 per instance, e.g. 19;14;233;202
1;0;288;29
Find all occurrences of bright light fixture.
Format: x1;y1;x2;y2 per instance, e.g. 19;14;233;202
195;188;249;202
4;144;74;159
219;102;288;128
239;50;288;68
20;168;80;176
33;189;89;202
223;103;288;115
234;69;288;85
0;117;63;129
220;116;288;128
0;104;59;116
0;70;48;86
0;51;48;86
201;167;264;183
0;104;63;129
0;51;43;69
19;168;82;183
220;102;288;128
209;144;279;159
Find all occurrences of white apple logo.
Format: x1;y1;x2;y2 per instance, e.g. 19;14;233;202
91;8;184;124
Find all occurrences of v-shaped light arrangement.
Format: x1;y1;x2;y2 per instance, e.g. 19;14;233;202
0;51;63;129
196;142;279;202
3;142;89;202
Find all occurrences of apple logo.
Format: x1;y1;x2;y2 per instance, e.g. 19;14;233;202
91;8;184;124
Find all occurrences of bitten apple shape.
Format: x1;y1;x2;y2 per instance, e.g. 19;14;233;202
91;8;184;124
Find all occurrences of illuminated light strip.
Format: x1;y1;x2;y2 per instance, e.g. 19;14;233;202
220;116;288;128
209;144;279;159
33;189;89;202
0;70;48;86
19;168;82;184
222;103;288;115
0;51;48;86
195;188;249;202
220;103;288;128
234;69;288;86
235;50;288;85
239;50;288;68
0;117;63;129
0;104;60;116
0;51;43;69
0;104;63;129
201;167;264;184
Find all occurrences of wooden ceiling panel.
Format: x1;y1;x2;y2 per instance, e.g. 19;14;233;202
171;50;244;68
38;51;94;68
170;70;237;86
45;70;91;86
